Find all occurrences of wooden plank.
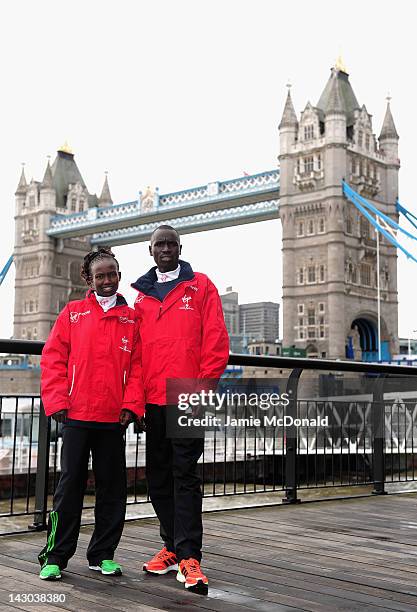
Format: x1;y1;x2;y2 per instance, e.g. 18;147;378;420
203;513;417;574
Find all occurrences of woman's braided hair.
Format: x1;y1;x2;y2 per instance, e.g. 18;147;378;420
80;247;119;284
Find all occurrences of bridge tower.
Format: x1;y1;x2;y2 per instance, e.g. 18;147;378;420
279;61;399;360
13;145;112;342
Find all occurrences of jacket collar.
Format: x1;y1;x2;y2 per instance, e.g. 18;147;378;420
131;260;194;296
86;290;128;308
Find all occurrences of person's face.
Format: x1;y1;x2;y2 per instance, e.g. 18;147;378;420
88;258;121;297
149;229;181;272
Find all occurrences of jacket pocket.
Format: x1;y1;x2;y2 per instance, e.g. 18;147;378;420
68;364;76;396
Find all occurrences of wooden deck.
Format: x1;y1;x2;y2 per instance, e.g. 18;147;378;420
2;493;417;611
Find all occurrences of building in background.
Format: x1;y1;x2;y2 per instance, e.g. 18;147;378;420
2;145;112;393
247;339;281;356
279;60;399;361
239;301;280;344
13;144;111;343
220;287;280;354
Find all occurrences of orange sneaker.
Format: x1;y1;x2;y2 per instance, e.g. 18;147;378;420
143;547;178;575
176;558;208;594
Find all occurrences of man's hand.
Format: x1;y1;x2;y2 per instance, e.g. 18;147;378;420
52;409;67;424
192;402;205;418
134;415;146;433
119;409;136;429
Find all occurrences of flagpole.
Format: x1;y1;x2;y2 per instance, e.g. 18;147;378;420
376;217;382;361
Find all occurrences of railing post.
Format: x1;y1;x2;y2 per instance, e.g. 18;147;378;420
29;400;51;530
372;375;387;495
282;368;302;504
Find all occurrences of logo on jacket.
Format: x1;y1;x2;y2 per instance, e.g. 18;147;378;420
70;310;90;323
119;316;135;324
179;295;194;311
119;336;132;353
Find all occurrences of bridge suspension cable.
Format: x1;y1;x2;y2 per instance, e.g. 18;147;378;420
0;255;13;286
342;181;417;362
342;181;417;263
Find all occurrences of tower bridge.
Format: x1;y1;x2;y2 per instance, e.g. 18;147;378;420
10;62;400;361
46;169;280;245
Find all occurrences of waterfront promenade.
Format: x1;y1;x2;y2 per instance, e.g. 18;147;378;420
1;493;417;611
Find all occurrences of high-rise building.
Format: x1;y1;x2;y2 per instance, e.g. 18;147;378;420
239;302;280;343
221;287;240;335
220;288;280;353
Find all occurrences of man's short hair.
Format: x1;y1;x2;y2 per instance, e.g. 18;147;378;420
150;225;180;243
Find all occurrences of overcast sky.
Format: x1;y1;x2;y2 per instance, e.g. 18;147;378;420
1;0;416;341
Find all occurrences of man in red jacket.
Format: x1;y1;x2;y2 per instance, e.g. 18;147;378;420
132;225;229;594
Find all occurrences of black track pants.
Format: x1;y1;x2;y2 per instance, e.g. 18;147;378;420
145;404;204;562
38;423;127;569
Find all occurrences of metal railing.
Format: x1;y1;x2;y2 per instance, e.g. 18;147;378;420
2;339;417;534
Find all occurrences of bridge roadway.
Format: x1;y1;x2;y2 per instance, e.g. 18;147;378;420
2;493;417;611
46;170;280;246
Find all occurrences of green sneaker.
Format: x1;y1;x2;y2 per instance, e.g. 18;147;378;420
39;564;61;580
89;559;122;575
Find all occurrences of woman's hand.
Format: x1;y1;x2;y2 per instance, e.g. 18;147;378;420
119;409;136;428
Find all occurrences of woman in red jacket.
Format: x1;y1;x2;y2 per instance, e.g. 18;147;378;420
38;247;144;581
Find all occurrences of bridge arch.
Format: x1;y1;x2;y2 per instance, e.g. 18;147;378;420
346;314;390;362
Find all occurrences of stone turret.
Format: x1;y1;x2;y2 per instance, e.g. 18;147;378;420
98;172;113;206
279;87;298;156
323;68;347;145
15;166;27;195
379;99;399;161
41;159;53;189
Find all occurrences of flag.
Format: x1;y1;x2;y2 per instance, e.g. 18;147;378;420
377;215;398;240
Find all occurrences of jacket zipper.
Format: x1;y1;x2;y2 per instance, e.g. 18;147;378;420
160;280;190;303
68;365;76;396
123;370;127;387
136;280;192;319
102;304;131;318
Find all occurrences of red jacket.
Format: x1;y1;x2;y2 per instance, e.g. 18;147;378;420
132;261;229;405
41;292;145;421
